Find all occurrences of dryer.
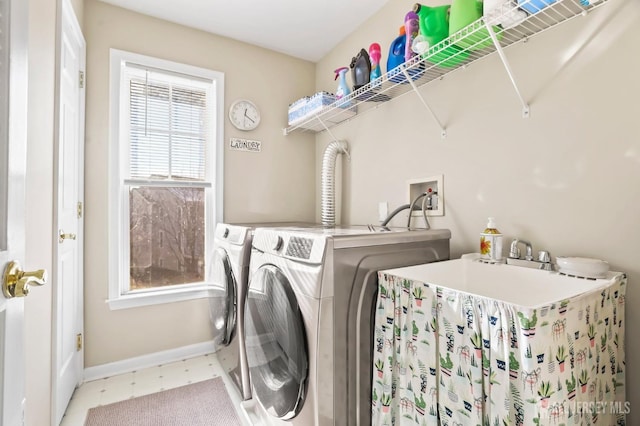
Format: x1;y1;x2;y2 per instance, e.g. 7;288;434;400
210;222;313;402
243;226;451;425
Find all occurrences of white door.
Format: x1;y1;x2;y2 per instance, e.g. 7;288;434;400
53;0;85;423
1;0;36;425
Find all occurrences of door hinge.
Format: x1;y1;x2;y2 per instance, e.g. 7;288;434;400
76;333;83;351
79;71;85;89
77;201;83;218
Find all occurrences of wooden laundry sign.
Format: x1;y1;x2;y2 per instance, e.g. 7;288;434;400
230;137;261;153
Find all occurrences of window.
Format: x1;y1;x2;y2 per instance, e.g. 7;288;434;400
109;50;224;309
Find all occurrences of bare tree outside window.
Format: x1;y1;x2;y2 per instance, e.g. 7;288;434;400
129;186;204;290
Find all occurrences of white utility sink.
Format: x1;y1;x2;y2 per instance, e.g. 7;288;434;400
385;255;620;308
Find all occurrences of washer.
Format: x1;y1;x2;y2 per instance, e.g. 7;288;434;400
243;226;451;425
210;222;313;402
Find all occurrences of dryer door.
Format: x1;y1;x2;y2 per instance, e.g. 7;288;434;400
210;247;237;345
245;264;308;420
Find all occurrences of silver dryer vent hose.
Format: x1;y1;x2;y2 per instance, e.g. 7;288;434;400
321;140;349;227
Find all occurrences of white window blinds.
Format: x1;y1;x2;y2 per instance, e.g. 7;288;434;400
124;65;213;182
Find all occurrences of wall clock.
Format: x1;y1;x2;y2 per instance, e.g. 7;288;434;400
229;99;261;131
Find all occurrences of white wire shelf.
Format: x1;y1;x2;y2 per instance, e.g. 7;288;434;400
284;0;611;137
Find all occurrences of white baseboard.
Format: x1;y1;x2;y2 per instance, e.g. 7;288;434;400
83;340;216;382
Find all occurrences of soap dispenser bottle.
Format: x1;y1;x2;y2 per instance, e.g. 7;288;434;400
480;217;503;262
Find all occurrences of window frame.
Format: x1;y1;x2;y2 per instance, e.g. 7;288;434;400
108;49;224;310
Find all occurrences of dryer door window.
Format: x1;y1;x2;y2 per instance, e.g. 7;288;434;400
244;264;308;420
211;247;237;345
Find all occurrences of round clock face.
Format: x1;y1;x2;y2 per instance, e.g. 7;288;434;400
229;99;261;131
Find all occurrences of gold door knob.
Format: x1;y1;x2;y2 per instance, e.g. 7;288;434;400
2;261;47;298
59;230;77;243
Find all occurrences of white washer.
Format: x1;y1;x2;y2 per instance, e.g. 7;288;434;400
244;226;451;425
210;222;313;402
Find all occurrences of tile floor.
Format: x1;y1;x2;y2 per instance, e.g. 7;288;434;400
60;353;251;426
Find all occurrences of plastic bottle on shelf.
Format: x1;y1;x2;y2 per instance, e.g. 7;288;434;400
369;43;382;88
386;25;406;74
412;3;469;68
334;67;351;105
480;217;503;262
413;3;452;49
387;26;407;83
404;11;420;61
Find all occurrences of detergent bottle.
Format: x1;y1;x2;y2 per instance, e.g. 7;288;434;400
413;3;451;50
404;11;420;62
386;26;407;83
369;43;382;85
350;48;371;91
412;3;469;68
334;67;351;105
386;25;406;74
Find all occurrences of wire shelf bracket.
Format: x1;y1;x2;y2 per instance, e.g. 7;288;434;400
484;20;530;118
400;67;447;139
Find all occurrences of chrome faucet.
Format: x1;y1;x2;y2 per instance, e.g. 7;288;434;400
507;238;553;271
509;239;534;261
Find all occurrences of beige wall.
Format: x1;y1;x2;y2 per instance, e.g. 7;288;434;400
315;0;640;422
83;0;315;367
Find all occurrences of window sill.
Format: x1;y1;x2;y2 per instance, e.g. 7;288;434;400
107;285;216;310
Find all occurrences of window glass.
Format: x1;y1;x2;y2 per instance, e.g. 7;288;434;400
129;186;204;290
109;50;223;304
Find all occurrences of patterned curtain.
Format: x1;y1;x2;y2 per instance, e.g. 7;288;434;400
372;271;626;426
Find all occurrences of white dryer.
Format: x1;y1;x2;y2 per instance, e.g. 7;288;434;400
243;226;451;425
210;222;313;402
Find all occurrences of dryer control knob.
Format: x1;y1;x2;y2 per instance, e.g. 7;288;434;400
273;236;284;251
223;228;229;238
